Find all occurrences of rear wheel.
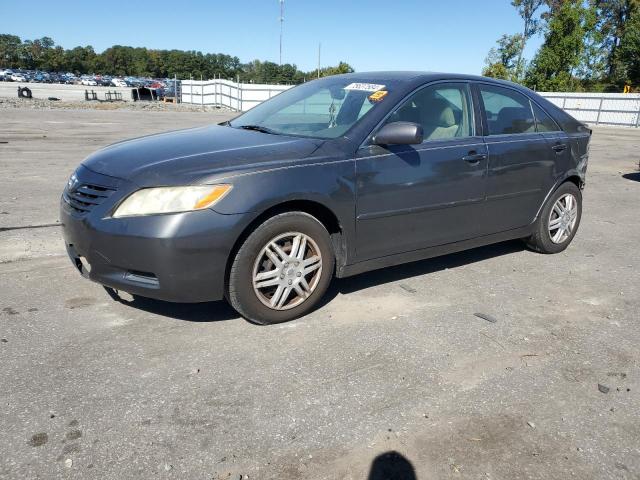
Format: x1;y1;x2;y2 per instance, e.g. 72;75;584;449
525;181;582;254
227;212;335;324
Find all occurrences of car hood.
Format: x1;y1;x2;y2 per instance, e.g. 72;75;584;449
82;124;323;187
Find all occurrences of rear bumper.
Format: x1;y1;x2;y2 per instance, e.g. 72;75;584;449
60;198;249;303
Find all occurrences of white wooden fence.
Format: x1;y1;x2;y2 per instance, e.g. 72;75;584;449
180;80;640;127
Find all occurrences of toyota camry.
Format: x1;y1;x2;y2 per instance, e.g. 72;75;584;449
61;72;591;324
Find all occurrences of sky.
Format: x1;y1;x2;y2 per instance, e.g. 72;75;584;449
0;0;545;75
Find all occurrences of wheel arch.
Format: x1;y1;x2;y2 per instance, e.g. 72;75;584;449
534;174;584;222
223;199;347;295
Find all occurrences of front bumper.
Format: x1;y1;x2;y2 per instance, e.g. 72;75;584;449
60;167;249;303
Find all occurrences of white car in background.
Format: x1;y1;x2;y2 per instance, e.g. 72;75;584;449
11;73;26;82
111;78;128;87
80;77;98;86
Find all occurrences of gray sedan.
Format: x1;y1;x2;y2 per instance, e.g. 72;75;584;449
61;72;591;324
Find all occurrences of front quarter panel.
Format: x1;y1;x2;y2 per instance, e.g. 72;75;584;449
210;157;357;261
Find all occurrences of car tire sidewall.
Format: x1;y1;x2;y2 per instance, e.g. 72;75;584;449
535;182;582;254
228;212;335;325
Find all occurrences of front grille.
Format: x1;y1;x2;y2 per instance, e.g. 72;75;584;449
63;182;117;215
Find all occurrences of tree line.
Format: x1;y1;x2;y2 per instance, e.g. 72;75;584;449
483;0;640;91
0;34;353;84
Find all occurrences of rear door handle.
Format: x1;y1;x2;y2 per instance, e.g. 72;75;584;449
552;144;567;153
462;153;487;164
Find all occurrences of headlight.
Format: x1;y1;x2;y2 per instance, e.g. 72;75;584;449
112;184;232;218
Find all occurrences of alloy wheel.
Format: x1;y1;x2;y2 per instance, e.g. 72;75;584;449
548;193;578;244
252;232;323;310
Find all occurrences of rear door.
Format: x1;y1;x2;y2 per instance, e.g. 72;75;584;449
476;83;556;233
530;100;573;174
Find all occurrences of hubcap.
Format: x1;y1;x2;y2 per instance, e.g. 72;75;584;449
548;193;578;244
252;232;322;311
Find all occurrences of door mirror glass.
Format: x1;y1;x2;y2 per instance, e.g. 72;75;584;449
373;121;424;145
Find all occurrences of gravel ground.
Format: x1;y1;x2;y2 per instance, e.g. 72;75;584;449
0;96;233;112
0;108;639;480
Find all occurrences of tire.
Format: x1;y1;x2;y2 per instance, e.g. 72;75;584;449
525;181;582;254
227;212;335;324
18;87;32;99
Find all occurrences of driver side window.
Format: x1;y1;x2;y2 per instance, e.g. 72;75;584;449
386;83;474;142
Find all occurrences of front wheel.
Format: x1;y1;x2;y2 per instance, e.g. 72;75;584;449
227;212;335;324
525;181;582;254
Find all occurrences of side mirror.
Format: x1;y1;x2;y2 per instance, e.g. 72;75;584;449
372;122;424;145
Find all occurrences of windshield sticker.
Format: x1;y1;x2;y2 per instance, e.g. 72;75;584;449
344;83;385;92
368;90;388;103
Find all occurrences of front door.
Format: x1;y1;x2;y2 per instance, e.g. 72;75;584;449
355;82;488;260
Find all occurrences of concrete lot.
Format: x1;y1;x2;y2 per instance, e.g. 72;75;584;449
1;108;639;480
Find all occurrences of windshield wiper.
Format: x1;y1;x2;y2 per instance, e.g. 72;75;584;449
236;124;279;135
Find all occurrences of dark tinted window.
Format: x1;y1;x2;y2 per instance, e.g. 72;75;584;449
532;102;561;132
479;85;535;135
386;83;473;141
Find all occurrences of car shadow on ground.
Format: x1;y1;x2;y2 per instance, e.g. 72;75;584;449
622;172;640;182
104;239;525;323
103;286;238;322
325;239;525;301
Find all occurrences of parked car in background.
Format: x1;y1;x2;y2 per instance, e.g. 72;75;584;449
111;78;128;87
80;76;98;86
96;76;112;87
125;77;144;88
61;72;591;324
63;74;78;84
10;72;26;82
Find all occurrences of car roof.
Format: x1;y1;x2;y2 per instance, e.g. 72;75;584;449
335;71;527;90
333;71;584;133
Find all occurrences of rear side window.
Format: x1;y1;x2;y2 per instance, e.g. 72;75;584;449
479;85;535;135
531;102;561;132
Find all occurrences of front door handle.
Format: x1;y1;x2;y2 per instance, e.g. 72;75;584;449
552;144;567;153
462;152;487;164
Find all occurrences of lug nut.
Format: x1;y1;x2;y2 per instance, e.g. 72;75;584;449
296;272;302;277
288;280;292;285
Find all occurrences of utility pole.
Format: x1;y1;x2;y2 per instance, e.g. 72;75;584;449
317;42;321;79
279;0;285;66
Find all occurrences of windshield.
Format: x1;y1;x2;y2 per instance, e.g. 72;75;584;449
229;77;393;139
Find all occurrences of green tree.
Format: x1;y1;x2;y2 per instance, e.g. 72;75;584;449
483;34;525;80
0;32;354;83
593;0;640;82
525;0;589;91
482;62;511;80
0;34;21;67
512;0;546;79
618;6;640;84
575;4;607;84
